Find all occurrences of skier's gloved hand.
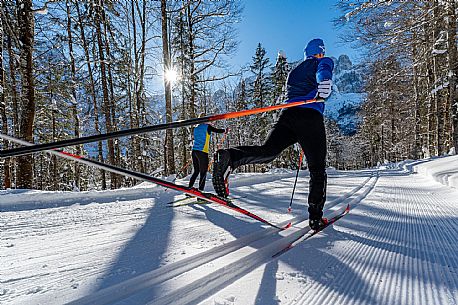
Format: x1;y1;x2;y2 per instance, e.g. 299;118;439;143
316;80;332;99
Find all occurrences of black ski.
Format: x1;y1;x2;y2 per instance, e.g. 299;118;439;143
273;204;350;258
0;100;320;158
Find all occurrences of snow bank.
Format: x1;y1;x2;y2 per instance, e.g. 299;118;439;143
413;155;458;188
0;184;163;211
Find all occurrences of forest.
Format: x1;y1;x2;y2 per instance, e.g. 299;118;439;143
0;0;457;191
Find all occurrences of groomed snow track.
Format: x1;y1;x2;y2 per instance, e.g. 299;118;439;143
68;174;378;305
2;160;458;305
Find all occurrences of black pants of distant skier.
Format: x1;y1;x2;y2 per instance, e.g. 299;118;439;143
189;150;209;191
227;107;327;220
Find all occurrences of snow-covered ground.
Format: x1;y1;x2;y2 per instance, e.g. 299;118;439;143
413;154;458;189
1;156;457;305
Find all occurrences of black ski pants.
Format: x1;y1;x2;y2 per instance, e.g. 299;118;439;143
227;107;327;220
189;150;209;191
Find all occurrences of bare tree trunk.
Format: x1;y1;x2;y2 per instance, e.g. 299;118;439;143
0;9;11;188
138;0;147;125
122;3;138;185
65;0;81;189
419;28;429;157
76;2;106;189
102;8;121;187
412;33;422;159
17;0;35;189
52;105;57;191
95;0;116;189
426;25;436;156
447;0;458;153
135;0;148;173
432;0;441;156
161;0;175;175
130;1;143;174
186;0;197;118
5;17;18;186
176;7;189;175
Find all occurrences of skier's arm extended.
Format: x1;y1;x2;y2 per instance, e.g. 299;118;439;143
207;125;226;134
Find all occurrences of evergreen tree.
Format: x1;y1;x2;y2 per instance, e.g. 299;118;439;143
270;50;294;168
271;50;289;103
250;43;271;108
249;43;272;147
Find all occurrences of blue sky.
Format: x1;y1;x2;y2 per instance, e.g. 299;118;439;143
151;1;362;94
230;0;362;68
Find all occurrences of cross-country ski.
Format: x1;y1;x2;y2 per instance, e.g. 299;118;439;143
272;204;351;258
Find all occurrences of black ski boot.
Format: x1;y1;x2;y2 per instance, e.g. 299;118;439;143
212;149;232;197
309;217;328;231
308;201;326;231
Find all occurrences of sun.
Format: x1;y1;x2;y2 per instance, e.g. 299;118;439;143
164;68;178;83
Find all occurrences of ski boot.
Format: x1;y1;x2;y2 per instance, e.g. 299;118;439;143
308;201;326;231
309;217;328;231
212;149;232;197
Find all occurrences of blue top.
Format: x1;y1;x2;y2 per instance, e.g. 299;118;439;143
286;56;334;114
192;124;225;153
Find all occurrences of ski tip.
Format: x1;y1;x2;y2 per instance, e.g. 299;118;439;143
283;222;292;230
345;204;351;212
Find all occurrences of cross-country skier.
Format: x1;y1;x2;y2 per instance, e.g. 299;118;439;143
212;38;334;230
189;121;226;191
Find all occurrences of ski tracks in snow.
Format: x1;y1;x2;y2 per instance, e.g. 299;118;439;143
283;170;458;305
68;173;377;305
3;163;457;305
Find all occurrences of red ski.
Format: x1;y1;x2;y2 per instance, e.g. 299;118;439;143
0;133;291;231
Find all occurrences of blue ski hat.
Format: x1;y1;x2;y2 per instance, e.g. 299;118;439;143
304;39;325;57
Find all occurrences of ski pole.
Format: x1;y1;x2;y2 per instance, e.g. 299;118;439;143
169;160;191;183
177;159;192;178
0;99;323;158
288;150;304;213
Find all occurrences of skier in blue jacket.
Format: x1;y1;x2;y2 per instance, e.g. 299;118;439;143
189;123;226;191
212;39;334;230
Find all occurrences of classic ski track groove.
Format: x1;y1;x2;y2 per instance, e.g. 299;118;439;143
285;172;458;305
147;176;378;305
9;168;457;305
64;174;376;305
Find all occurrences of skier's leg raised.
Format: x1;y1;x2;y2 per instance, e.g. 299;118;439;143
212;111;296;197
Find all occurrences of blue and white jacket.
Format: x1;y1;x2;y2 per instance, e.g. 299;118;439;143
286;56;334;114
192;124;225;153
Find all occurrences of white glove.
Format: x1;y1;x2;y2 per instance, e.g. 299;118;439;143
317;80;332;99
